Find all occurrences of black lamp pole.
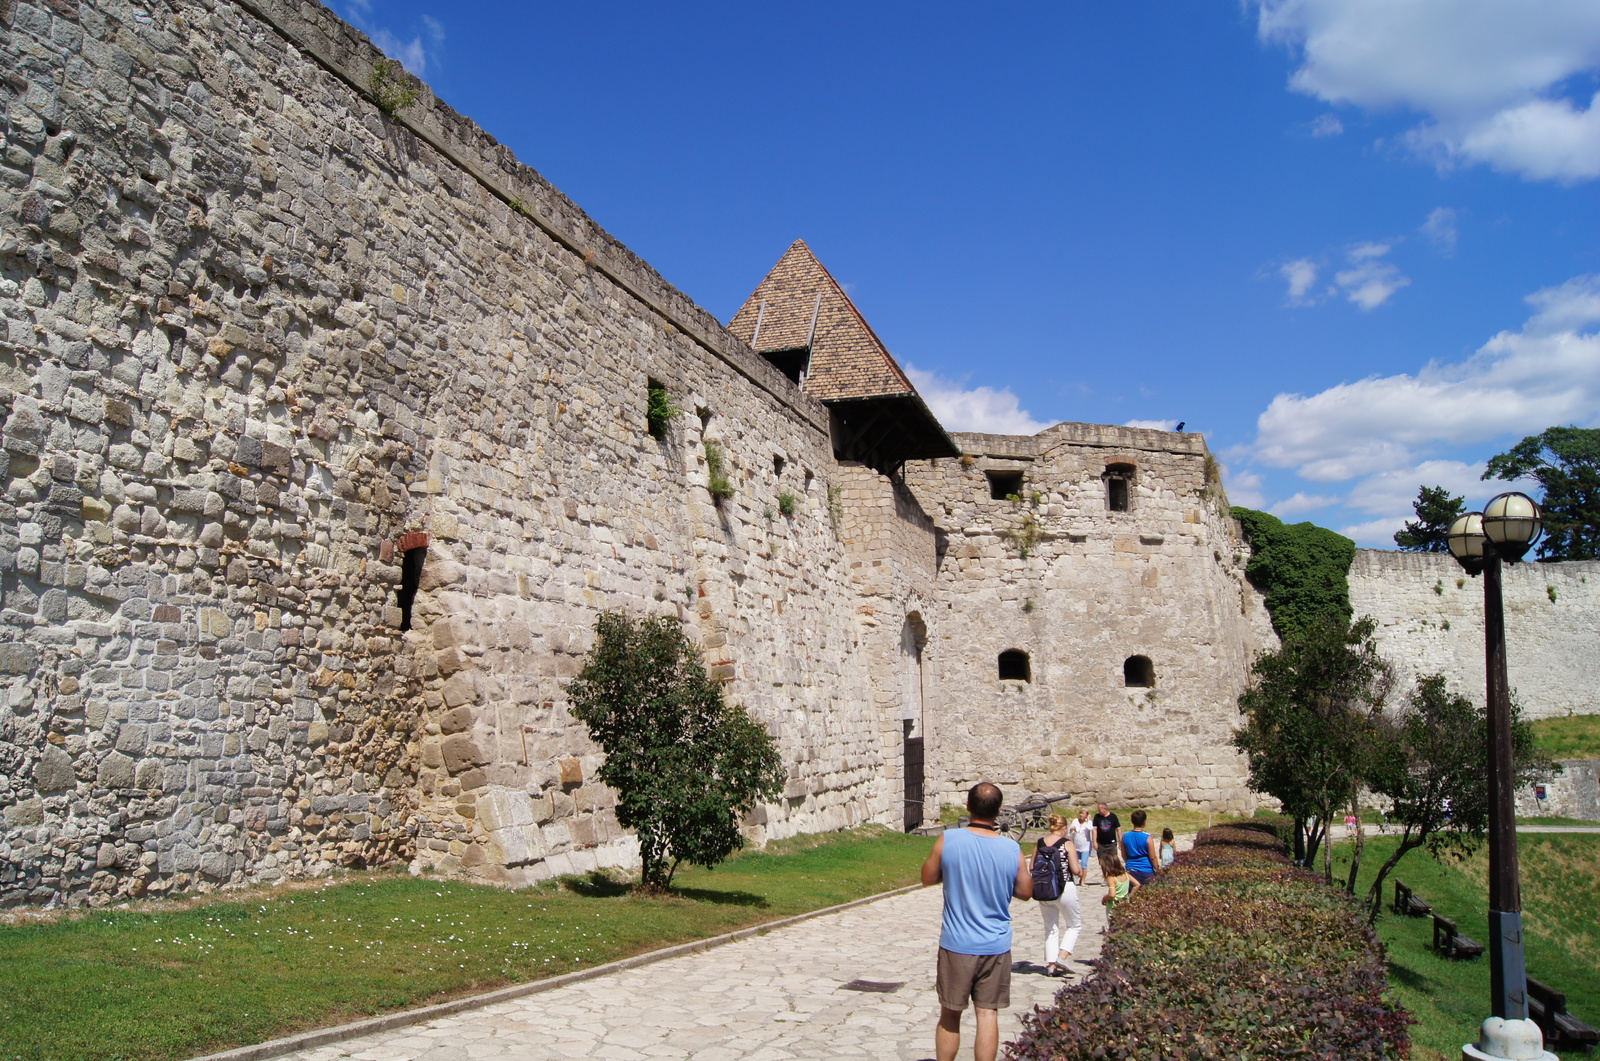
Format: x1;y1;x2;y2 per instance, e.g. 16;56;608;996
1481;545;1526;1021
1446;492;1543;1025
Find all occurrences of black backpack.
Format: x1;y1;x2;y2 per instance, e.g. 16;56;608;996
1031;838;1066;902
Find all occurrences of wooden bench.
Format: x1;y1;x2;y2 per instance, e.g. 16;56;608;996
1528;976;1600;1053
1432;915;1484;960
1393;879;1432;917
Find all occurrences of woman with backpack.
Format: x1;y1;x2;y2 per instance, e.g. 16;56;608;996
1031;814;1082;978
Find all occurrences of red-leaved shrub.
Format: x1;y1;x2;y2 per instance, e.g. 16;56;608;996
1006;821;1411;1061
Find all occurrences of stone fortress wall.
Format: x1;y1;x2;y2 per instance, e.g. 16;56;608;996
0;0;910;905
3;0;1596;907
1348;549;1600;721
901;424;1272;812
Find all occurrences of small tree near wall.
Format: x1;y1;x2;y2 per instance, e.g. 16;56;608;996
567;611;785;892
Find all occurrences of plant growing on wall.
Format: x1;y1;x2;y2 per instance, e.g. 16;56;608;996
777;491;798;517
646;385;680;439
369;58;420;115
1232;507;1355;639
703;440;734;500
567;612;785;892
827;484;844;536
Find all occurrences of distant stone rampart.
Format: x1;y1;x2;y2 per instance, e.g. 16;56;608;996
1348;549;1600;719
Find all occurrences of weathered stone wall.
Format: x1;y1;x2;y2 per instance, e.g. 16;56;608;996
903;424;1266;811
1348;549;1600;720
1515;760;1599;822
0;0;901;905
833;461;940;827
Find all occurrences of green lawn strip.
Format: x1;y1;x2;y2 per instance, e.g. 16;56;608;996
1518;815;1600;827
1528;713;1600;760
1332;833;1600;1060
0;826;928;1061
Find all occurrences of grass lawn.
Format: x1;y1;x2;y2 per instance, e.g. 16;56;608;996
1332;833;1600;1060
1529;713;1600;760
0;826;929;1061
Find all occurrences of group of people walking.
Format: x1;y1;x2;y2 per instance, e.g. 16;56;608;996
921;785;1180;1061
1027;803;1174;976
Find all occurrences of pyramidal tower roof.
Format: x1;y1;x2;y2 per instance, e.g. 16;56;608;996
729;240;958;469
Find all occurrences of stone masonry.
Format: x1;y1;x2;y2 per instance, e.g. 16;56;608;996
902;424;1269;811
4;0;1597;907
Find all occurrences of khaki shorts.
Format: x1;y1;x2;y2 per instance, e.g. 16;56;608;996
936;947;1011;1011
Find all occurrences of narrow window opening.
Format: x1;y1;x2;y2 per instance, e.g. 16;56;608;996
1124;655;1154;688
987;470;1024;501
774;455;786;477
998;649;1031;682
1104;463;1135;512
397;544;428;631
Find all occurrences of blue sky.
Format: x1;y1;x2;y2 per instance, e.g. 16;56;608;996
342;0;1600;547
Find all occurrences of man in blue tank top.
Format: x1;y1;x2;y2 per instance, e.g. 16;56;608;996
920;782;1031;1061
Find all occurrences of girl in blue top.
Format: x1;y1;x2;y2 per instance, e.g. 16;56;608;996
1120;809;1158;884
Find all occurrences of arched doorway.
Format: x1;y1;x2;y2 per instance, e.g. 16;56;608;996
900;614;927;831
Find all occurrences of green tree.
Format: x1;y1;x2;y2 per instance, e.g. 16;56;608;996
1363;675;1556;923
1233;616;1394;880
1231;508;1356;639
567;611;785;891
1483;426;1600;560
1393;485;1465;552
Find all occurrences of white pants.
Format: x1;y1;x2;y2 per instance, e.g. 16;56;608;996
1039;883;1081;964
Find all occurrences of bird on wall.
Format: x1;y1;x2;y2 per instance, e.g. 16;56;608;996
1175;421;1185;431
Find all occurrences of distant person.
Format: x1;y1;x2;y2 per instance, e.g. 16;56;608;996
1345;812;1358;837
921;782;1032;1061
1031;814;1083;978
1120;809;1158;884
1159;827;1176;869
1092;802;1120;860
1067;809;1094;886
1099;850;1139;924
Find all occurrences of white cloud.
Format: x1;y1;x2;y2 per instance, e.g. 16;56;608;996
1421;207;1458;254
1281;258;1319;304
1344;459;1485;515
372;28;429;74
1252;273;1600;482
343;5;442;76
1334;259;1409;310
1270;492;1339;517
1124;419;1179;431
905;364;1053;435
1225;468;1266;509
1338;516;1411;546
1251;0;1600;182
1332;242;1409;310
1310;113;1344;137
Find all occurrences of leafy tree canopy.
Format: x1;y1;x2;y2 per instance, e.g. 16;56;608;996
1233;615;1393;876
1232;508;1356;638
567;611;785;891
1362;674;1555;922
1393;485;1465;553
1483;425;1600;561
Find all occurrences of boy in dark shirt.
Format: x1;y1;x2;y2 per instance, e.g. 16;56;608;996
1091;803;1120;862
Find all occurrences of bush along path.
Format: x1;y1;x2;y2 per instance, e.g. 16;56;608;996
1007;822;1412;1061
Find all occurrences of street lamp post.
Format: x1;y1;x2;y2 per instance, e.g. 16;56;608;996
1446;492;1554;1061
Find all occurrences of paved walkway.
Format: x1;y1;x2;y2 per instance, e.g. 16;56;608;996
281;876;1119;1061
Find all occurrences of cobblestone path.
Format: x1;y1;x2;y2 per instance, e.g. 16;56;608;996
283;879;1115;1061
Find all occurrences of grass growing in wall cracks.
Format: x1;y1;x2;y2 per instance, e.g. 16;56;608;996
368;58;420;115
777;491;798;517
703;440;734;501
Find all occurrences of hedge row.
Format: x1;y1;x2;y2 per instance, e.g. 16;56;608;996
1007;822;1411;1061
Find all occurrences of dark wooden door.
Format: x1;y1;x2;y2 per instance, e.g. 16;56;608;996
903;735;925;831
